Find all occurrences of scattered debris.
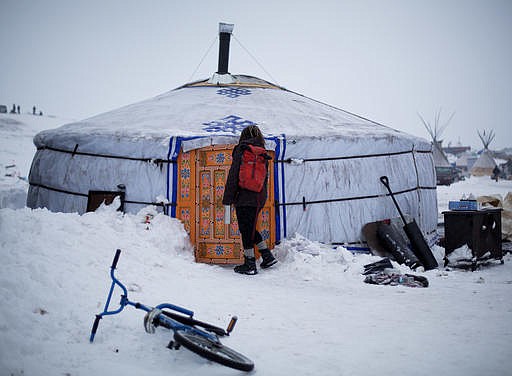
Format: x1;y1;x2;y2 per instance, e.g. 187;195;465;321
362;258;429;288
364;271;429;288
33;307;48;315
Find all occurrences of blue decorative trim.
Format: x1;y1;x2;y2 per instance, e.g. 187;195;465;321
166;137;181;218
166;137;173;215
216;88;252;98
267;134;287;242
343;246;371;254
202;115;256;134
270;137;281;243
280;135;287;239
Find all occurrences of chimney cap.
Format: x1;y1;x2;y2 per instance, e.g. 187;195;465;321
219;22;234;34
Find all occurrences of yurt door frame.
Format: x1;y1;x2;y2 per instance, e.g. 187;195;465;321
177;144;275;264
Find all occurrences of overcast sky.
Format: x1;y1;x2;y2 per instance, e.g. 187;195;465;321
1;0;511;150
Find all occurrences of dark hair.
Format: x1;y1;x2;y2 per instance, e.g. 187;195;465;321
239;125;265;146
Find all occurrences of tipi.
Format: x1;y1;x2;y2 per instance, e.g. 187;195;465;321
27;23;438;263
471;130;497;176
418;109;453;169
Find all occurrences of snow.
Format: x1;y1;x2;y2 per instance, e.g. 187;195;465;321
0;113;70;208
1;113;512;376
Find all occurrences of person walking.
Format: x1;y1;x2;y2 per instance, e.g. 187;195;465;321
492;165;500;182
222;125;277;275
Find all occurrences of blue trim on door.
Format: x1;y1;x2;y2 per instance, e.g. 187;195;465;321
166;137;181;218
280;135;287;239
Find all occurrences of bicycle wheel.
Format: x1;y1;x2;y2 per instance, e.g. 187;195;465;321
173;329;254;372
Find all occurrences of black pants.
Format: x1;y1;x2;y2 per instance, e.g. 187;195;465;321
235;206;263;250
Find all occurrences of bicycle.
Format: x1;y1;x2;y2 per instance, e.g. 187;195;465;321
89;249;255;372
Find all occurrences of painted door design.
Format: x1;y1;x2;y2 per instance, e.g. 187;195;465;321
177;144;275;264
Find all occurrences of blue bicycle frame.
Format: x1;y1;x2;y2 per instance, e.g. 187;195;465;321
89;249;220;344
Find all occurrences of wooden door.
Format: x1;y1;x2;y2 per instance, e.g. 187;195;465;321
177;144;275;264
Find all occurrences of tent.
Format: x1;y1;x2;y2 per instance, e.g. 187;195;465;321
431;141;451;168
418;109;454;169
471;130;497;176
418;110;458;185
455;151;477;172
27;23;437;263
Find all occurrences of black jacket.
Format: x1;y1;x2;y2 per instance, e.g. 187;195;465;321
222;137;269;208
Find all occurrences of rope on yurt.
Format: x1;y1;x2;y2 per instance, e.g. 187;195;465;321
187;35;219;82
232;34;280;86
29;182;88;197
276;185;436;210
37;145;175;168
28;182;176;213
275;148;429;163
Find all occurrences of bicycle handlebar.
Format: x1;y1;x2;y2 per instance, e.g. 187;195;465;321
111;249;121;269
90;249;124;343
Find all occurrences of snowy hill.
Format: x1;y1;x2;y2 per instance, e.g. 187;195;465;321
0;113;68;208
1;111;512;375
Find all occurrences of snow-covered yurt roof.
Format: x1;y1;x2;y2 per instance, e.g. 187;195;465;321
34;74;429;158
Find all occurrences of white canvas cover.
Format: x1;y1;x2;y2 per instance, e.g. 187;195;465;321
455;151;476;169
432;141;451;168
471;150;497;176
28;75;437;247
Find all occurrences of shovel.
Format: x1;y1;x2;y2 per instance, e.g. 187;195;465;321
380;176;438;270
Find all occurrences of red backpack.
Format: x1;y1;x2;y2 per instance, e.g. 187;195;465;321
238;145;269;192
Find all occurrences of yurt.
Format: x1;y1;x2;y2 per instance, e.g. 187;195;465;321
27;23;437;263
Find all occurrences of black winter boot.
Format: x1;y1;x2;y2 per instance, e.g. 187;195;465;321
234;256;258;275
259;249;277;269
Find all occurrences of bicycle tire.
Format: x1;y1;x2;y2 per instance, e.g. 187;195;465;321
173;329;254;372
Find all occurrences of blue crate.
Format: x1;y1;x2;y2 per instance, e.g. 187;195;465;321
448;200;478;211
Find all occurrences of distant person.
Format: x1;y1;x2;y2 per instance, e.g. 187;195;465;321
33;106;36;115
17;105;20;114
492;166;500;182
39;110;43;116
11;104;16;114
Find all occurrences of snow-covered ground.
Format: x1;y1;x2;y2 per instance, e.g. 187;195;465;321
0;113;72;209
1;113;512;375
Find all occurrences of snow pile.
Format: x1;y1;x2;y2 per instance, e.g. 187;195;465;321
1;201;512;375
0;203;193;375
